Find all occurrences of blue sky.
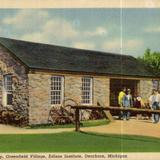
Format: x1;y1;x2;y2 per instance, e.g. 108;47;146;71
0;9;160;57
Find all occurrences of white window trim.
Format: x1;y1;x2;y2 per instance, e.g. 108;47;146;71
2;74;13;106
81;77;93;105
50;75;64;106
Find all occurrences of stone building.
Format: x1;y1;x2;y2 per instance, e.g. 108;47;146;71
0;37;159;125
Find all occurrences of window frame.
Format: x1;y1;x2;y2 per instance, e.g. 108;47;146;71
81;76;93;105
50;75;64;106
2;74;13;106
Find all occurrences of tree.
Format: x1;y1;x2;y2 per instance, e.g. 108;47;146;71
138;48;160;76
138;49;160;90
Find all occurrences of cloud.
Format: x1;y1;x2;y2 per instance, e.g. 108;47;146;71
22;23;108;43
102;39;143;53
21;19;79;43
2;10;79;43
85;27;107;37
1;10;109;50
124;39;144;49
102;39;121;52
21;33;44;43
44;20;78;39
2;10;49;32
21;25;107;45
73;41;95;50
145;26;160;33
3;10;48;25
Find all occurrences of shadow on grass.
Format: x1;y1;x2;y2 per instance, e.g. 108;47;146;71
79;131;160;144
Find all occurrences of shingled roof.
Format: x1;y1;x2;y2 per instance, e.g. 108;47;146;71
0;37;156;78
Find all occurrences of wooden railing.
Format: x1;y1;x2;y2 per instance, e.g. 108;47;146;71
71;106;160;131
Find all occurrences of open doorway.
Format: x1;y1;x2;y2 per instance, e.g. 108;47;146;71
110;78;139;106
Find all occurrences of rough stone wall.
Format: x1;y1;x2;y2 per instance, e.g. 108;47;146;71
0;45;29;124
65;75;81;104
94;77;110;106
65;76;110;106
28;73;50;125
139;80;153;101
28;73;110;125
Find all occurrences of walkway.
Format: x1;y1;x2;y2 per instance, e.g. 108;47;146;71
82;119;160;138
0;124;74;134
1;119;160;138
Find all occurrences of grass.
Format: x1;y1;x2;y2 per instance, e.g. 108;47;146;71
0;131;160;152
28;119;109;129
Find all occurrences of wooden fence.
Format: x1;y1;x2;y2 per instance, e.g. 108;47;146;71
71;106;160;131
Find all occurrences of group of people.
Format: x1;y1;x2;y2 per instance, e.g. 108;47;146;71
118;87;160;123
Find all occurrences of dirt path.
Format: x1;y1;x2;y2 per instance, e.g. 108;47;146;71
1;119;160;138
82;119;160;138
0;124;74;134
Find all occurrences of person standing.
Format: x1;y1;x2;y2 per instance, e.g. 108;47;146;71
155;90;160;122
149;90;160;123
149;90;156;123
118;87;126;119
122;89;133;120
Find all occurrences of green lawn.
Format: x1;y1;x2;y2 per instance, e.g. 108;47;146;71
28;119;109;129
0;132;160;152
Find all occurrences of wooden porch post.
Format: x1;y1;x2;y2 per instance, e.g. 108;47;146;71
75;108;80;131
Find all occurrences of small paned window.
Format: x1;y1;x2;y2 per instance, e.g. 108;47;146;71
81;77;93;105
3;75;13;105
51;76;64;105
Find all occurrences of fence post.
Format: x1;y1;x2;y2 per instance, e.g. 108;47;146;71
75;108;80;131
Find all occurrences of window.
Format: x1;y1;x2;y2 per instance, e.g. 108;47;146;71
81;77;93;104
3;74;13;105
51;76;64;105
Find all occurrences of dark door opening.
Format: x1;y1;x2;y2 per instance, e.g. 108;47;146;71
110;79;139;106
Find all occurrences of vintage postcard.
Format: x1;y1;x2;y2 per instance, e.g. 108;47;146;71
0;0;160;160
